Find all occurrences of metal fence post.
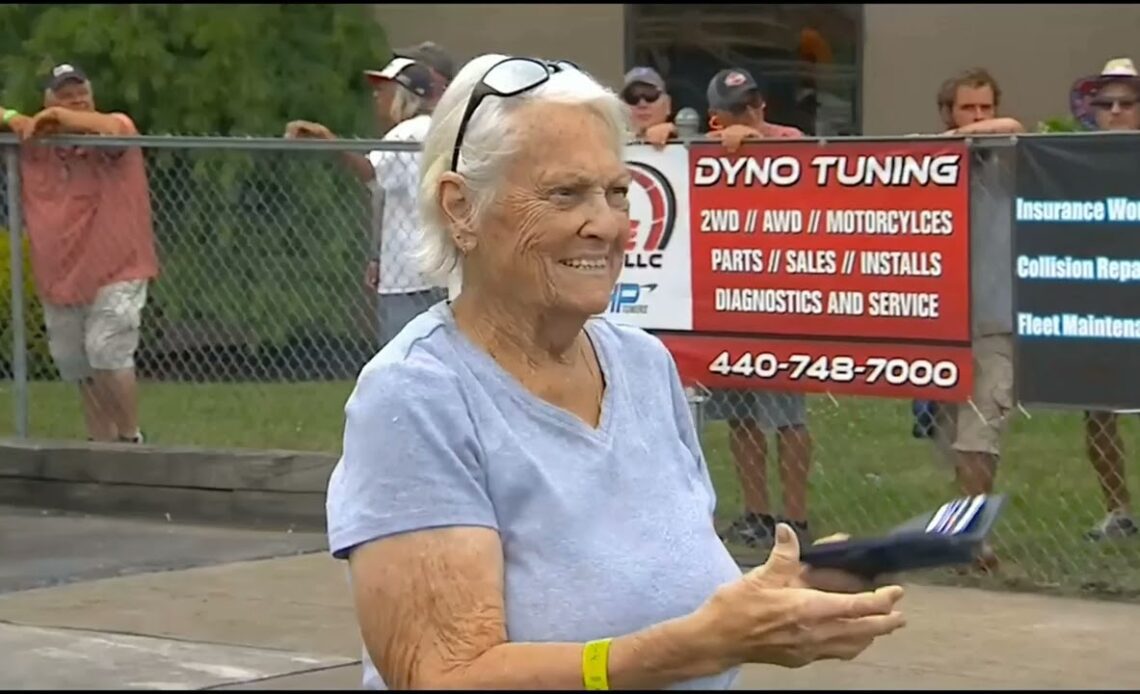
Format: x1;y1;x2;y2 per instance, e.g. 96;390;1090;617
5;144;28;438
684;383;707;440
674;107;700;141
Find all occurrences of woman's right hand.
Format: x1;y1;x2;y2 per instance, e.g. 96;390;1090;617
696;524;906;670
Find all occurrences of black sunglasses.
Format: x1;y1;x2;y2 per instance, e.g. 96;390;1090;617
449;57;579;173
1092;97;1138;110
623;90;662;106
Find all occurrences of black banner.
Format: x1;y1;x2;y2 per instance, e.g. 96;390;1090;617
1013;134;1140;409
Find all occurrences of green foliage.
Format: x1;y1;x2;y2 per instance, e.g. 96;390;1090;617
1037;116;1083;133
145;153;374;347
0;4;390;137
0;5;391;375
0;231;54;379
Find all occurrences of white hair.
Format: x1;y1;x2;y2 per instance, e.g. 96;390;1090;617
390;85;426;124
415;53;631;286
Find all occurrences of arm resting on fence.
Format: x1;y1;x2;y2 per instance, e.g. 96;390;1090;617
0;106;31;136
284;119;376;183
942;118;1025;136
42;107;134;136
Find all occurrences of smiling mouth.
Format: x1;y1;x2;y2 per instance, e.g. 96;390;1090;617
559;258;609;272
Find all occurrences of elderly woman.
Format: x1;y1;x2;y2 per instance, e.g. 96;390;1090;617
1069;57;1140;542
326;53;906;690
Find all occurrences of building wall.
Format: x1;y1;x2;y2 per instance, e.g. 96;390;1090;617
373;4;1140;137
371;4;626;91
862;4;1140;135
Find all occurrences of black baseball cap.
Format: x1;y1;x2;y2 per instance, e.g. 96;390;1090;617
44;63;88;91
363;57;434;97
707;67;762;111
393;41;456;82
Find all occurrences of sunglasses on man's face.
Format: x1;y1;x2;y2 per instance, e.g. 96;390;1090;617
1092;97;1139;110
623;90;662;106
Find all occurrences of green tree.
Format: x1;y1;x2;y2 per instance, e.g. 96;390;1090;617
0;5;394;380
0;4;390;136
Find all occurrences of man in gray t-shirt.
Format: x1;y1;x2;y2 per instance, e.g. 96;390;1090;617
927;68;1024;573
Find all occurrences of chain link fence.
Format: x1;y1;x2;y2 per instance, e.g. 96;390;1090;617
1;134;1139;601
0;134;444;450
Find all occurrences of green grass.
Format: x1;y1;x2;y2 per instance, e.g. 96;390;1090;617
2;380;1139;599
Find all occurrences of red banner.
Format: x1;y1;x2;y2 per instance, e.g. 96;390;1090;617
672;139;972;399
660;333;973;400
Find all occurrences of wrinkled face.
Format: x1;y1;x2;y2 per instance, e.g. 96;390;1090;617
474;101;631;317
949;84;995;128
47;79;93;111
1092;80;1140;131
622;82;670;131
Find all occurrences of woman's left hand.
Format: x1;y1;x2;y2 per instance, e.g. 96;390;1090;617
798;533;899;594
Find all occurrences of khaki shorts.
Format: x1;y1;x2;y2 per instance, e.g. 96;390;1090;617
43;280;148;382
935;333;1014;457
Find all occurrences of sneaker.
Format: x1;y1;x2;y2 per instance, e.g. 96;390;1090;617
974;541;1000;574
782;518;813;546
720;512;777;549
118;430;146;445
1085;510;1139;541
955;541;1000;575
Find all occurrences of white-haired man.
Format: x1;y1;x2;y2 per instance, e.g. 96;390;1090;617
287;51;452;346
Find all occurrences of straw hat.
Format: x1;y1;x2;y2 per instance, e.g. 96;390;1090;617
1070;57;1140;128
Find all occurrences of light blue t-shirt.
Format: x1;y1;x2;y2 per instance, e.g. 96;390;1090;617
326;302;743;690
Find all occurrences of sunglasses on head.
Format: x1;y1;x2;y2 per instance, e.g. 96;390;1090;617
449;56;580;173
623;89;662;106
1092;96;1138;110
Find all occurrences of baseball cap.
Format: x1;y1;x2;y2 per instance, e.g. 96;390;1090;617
363;57;434;97
44;63;88;91
707;68;762;111
622;66;666;95
393;41;456;82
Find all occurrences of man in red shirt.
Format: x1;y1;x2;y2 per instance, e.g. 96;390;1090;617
1;63;158;443
705;67;805;150
699;67;815;552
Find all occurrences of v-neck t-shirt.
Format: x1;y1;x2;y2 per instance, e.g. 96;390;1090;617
326;300;743;690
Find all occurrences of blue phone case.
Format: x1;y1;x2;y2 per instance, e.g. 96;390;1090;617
799;494;1006;579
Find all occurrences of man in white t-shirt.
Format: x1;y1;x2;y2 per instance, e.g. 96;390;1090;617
286;48;453;345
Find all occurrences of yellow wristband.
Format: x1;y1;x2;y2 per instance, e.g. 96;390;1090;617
582;638;613;691
2;109;19;125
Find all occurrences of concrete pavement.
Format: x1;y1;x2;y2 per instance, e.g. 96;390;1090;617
0;505;326;593
2;506;1139;689
0;622;354;690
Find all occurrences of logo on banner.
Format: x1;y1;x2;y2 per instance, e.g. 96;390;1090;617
608;282;658;315
626;161;677;270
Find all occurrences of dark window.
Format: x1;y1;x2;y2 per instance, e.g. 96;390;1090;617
626;4;863;135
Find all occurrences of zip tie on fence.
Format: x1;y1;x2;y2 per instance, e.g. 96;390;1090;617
1017;401;1032;419
966;397;989;424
